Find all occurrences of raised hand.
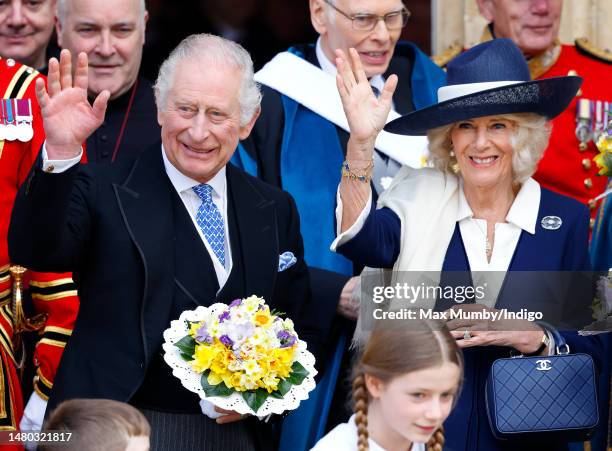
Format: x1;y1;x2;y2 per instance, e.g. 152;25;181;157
335;48;397;156
35;49;110;159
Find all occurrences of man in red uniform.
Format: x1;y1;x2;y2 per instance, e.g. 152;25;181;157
0;56;77;446
475;0;612;227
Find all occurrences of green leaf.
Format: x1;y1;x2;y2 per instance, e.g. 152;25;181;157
270;378;292;399
270;309;286;318
180;352;192;362
175;335;196;357
242;388;269;413
201;372;233;397
287;361;309;385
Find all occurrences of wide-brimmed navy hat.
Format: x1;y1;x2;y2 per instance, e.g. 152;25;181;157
385;38;582;136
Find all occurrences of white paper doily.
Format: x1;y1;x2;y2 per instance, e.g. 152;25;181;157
162;305;317;418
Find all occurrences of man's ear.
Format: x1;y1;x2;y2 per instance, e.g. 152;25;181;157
238;107;261;140
142;10;149;43
476;0;495;22
364;373;384;399
310;0;328;36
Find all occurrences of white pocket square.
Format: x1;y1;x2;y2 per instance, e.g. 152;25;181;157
278;251;297;272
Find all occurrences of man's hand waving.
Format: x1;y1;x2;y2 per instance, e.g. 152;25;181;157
36;49;110;159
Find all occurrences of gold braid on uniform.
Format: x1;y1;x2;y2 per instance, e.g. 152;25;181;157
352;373;369;451
575;37;612;64
426;426;445;451
432;42;462;68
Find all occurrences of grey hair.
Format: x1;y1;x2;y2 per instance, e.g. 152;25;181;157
154;34;262;127
56;0;147;26
427;113;551;185
325;0;336;22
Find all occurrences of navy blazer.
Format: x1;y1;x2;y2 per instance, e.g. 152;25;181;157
337;186;605;451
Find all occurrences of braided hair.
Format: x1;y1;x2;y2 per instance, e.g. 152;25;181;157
352;373;369;451
350;320;462;451
426;426;445;451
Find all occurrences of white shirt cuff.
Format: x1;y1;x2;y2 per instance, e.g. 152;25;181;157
42;143;83;173
330;189;372;251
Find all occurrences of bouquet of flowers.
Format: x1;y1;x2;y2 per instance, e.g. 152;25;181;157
162;296;317;417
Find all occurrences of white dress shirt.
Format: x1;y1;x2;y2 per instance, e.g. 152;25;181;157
161;146;233;289
42;144;233;290
311;414;425;451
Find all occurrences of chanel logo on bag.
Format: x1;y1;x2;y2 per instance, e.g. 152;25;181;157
535;359;552;371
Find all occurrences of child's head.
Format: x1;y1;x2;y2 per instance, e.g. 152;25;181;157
40;398;151;451
352;321;463;451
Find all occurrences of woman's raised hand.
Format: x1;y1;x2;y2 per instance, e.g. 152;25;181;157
36;49;110;159
335;48;397;155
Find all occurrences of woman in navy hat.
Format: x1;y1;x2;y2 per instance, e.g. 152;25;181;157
330;39;605;450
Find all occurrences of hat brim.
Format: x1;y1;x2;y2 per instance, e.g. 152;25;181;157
384;76;582;136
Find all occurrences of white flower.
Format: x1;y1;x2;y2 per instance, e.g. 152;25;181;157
226;321;255;345
283;318;294;331
243;360;261;376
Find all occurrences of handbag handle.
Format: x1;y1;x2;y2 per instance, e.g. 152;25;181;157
536;321;570;355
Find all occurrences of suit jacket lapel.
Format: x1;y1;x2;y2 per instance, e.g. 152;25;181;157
113;145;176;364
224;164;278;301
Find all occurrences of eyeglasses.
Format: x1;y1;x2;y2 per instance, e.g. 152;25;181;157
323;0;411;31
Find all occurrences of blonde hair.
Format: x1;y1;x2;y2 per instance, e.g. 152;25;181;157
40;399;150;451
427;113;551;185
351;321;463;451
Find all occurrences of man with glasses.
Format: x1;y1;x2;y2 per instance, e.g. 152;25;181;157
231;1;445;449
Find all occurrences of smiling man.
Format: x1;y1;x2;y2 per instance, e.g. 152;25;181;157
0;0;56;71
55;0;160;163
9;34;319;450
473;0;612;226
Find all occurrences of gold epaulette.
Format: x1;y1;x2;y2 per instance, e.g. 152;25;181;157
575;37;612;64
432;42;463;68
1;57;40;99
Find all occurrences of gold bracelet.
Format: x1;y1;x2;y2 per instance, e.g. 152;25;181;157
341;159;374;183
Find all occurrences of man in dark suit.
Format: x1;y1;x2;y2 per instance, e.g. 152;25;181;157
9;34;316;451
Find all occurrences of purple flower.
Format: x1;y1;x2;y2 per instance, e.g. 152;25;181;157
219;335;233;347
218;311;230;323
229;299;242;308
195;324;212;344
277;330;296;348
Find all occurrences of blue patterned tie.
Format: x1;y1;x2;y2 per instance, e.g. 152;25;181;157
192;184;225;266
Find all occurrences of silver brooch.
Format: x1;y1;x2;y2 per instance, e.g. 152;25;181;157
541;216;562;230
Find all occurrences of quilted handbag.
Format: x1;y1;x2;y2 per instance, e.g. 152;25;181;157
485;325;599;442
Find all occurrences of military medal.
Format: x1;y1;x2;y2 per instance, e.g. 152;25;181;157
575;99;592;151
3;99;17;141
15;99;33;142
0;99;6;140
593;100;605;143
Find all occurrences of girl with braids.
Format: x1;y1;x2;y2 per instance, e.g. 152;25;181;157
312;322;463;451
